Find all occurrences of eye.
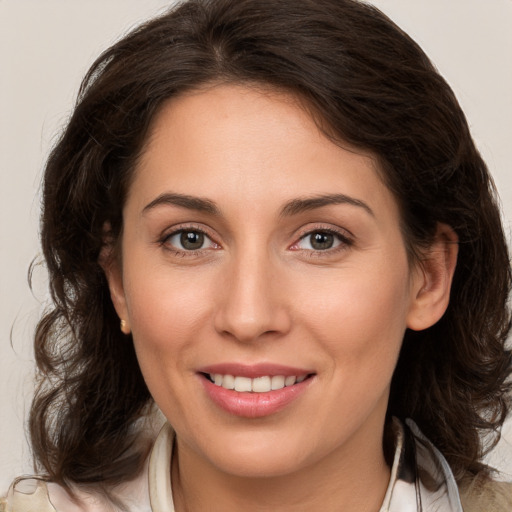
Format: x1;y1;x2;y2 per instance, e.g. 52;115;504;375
304;231;337;250
165;229;218;251
293;229;350;252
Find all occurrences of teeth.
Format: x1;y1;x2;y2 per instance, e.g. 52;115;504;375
252;376;271;392
234;376;252;392
285;376;296;386
271;375;285;390
222;374;235;390
209;373;307;392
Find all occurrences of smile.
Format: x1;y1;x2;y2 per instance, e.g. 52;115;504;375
207;374;308;392
199;366;315;418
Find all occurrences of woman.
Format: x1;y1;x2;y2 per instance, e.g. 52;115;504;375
3;0;511;510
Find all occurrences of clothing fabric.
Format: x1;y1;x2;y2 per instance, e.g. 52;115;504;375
2;419;511;511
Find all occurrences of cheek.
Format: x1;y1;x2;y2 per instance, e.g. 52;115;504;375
122;264;216;419
122;261;214;364
295;258;412;374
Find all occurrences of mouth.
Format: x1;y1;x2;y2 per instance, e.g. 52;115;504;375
197;364;315;418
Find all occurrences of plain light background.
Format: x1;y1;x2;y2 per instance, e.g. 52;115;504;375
1;0;511;490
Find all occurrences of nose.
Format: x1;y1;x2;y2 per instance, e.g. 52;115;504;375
213;249;292;343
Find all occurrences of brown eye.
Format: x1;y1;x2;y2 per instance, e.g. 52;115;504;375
180;231;205;250
309;232;334;250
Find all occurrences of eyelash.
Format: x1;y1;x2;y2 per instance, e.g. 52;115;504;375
157;224;353;257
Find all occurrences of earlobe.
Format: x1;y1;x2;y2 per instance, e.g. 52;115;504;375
406;223;458;331
98;233;131;333
120;318;131;335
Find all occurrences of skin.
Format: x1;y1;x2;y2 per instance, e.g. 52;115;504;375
105;84;458;511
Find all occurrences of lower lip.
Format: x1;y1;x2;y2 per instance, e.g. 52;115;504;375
200;376;313;418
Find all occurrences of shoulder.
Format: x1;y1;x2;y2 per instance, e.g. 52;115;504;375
2;477;57;512
459;475;512;512
2;471;151;512
1;477;105;511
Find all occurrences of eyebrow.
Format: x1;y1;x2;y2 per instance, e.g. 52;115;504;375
142;193;220;215
142;192;373;218
280;194;374;217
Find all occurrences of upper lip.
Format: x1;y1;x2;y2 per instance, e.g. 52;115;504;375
197;363;314;378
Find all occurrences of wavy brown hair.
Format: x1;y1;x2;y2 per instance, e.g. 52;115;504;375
30;0;511;487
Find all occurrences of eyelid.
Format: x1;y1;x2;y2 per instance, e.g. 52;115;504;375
295;222;354;239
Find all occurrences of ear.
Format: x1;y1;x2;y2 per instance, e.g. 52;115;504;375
99;226;131;334
406;223;458;331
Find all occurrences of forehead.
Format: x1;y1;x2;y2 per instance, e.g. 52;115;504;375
129;84;397;221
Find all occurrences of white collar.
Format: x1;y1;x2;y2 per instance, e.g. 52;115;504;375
148;422;175;512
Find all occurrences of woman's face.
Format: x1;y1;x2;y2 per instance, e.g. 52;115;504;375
108;84;429;478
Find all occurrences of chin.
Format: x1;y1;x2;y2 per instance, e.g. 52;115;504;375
188;427;313;478
212;449;307;479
